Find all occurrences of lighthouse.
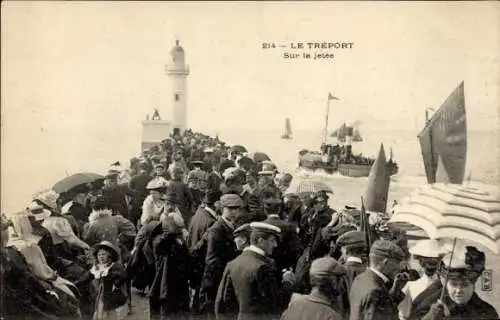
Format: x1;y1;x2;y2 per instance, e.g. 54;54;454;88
166;39;190;135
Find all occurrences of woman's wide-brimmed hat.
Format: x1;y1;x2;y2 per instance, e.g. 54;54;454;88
26;202;52;221
146;177;169;190
93;241;120;262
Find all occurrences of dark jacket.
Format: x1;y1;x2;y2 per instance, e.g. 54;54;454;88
166;180;194;222
199;217;238;313
265;215;303;272
422;291;498;320
188;205;218;252
92;262;128;311
101;185;137;219
215;250;292;320
187;205;219;292
148;228;191;316
338;258;367;318
129;173;152;204
281;293;344;320
349;269;404;320
207;172;223;194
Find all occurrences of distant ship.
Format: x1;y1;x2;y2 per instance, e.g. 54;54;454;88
298;93;398;178
281;117;293;139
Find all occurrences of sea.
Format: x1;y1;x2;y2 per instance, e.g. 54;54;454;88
2;127;500;309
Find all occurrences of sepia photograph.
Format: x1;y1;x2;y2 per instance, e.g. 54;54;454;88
1;1;499;319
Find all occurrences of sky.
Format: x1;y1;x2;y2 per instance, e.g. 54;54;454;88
1;1;499;212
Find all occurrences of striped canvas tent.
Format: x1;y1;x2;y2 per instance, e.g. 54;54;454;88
389;183;500;253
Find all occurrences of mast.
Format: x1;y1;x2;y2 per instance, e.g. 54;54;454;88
426;107;436;182
322;97;331;144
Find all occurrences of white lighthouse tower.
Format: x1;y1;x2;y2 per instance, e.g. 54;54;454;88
166;39;190;135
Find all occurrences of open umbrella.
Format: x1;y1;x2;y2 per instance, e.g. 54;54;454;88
52;172;104;194
230;145;247;154
248;152;271;163
293;179;333;198
389;182;500;253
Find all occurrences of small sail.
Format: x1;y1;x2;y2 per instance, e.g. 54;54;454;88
282;118;292;138
364;143;390;213
417;82;467;184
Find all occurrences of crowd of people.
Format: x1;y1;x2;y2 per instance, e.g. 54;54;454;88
1;128;498;320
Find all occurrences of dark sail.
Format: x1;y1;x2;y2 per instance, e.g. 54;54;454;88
417;82;467;184
331;123;363;142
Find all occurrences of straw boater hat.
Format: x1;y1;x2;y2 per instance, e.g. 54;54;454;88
93;240;121;262
409;239;447;259
249;221;281;237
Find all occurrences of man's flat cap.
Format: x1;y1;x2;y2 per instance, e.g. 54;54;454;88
220;194;243;208
370;239;405;261
310;257;345;277
336;230;367;249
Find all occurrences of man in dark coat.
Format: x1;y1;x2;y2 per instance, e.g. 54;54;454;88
294;193;335;294
187;190;221;312
101;172;138;220
198;194;241;314
334;230;368;319
281;257;345;320
188;190;221;251
207;161;223;194
215;222;295;320
148;215;191;319
264;198;303;273
283;193;302;227
166;166;195;223
129;161;153;226
349;240;408;320
336;230;367;287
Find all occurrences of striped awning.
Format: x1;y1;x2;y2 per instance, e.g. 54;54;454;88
293;179;333;198
389;183;500;253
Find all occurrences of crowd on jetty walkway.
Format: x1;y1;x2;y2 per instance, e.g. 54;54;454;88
1;129;498;320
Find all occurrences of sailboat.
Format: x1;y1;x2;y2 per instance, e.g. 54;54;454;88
297;93;398;177
417;81;467;184
281;118;293;139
